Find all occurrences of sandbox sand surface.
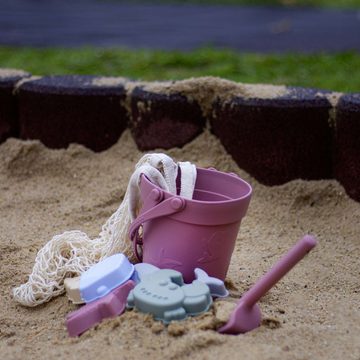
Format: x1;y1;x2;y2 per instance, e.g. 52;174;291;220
0;130;359;360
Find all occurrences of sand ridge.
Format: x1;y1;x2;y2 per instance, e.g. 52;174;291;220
0;130;359;359
0;68;29;79
141;77;288;117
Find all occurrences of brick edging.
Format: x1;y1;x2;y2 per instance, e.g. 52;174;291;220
0;70;31;142
333;94;360;201
0;70;359;202
18;75;128;152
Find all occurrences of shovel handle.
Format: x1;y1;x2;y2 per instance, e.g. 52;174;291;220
242;235;317;308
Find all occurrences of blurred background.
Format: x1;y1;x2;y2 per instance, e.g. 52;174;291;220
0;0;359;91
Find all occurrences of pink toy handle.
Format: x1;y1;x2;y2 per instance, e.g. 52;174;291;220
129;194;186;261
242;235;317;308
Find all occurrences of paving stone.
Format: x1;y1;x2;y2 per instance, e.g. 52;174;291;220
210;87;333;185
19;75;128;152
130;86;205;150
0;69;30;144
334;94;360;201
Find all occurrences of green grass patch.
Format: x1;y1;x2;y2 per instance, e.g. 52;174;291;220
0;47;358;92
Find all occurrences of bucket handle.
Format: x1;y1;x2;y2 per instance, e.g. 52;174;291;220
129;194;186;262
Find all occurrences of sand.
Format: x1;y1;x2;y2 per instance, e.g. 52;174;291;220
0;130;359;360
0;69;29;79
132;77;288;117
91;77;128;87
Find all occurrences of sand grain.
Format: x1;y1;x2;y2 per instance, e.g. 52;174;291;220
0;130;359;360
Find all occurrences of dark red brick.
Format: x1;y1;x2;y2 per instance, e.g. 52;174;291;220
211;87;333;185
19;75;128;152
0;70;30;143
334;94;360;201
130;86;205;150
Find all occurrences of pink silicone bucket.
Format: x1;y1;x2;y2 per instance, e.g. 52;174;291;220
129;167;252;283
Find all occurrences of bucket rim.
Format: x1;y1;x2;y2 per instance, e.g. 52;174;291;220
140;167;252;205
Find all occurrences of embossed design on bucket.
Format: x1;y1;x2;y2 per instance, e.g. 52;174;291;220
129;167;252;283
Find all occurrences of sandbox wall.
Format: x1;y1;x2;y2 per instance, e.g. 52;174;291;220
0;71;359;202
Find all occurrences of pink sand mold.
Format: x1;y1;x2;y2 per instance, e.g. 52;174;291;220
130;167;252;283
80;253;134;303
66;280;135;337
219;235;317;335
126;269;212;324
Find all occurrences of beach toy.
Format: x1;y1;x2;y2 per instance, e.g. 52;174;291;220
126;269;212;324
181;281;213;316
134;263;160;282
218;235;317;335
65;264;139;304
134;263;228;298
66;280;135;337
64;276;84;304
194;268;229;298
129;167;252;283
65;257;138;304
80;253;134;303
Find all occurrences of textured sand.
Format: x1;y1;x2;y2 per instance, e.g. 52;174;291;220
131;77;288;117
0;130;359;360
0;68;29;79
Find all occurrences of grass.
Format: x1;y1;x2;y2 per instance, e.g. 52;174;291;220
100;0;360;8
0;47;359;92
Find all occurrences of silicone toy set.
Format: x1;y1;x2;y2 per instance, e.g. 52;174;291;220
64;258;226;336
12;154;317;337
65;235;316;337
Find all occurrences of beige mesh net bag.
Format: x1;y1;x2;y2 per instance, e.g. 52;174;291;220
13;153;196;307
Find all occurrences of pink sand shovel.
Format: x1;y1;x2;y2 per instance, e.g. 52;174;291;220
218;235;317;335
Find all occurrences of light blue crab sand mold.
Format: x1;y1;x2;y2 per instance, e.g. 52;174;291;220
181;280;212;315
80;253;134;303
134;263;160;283
126;269;212;324
194;268;229;298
